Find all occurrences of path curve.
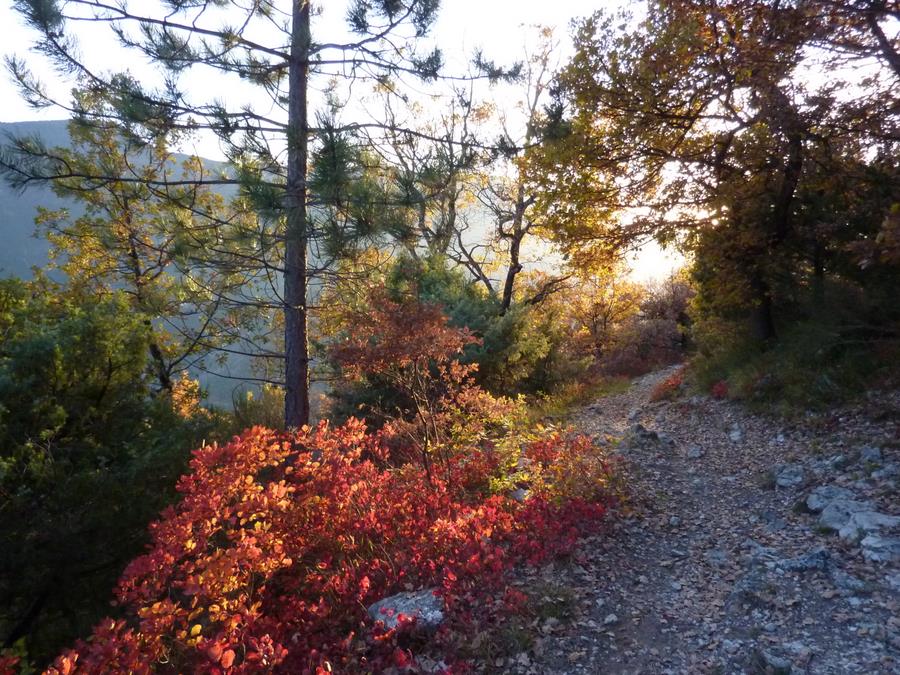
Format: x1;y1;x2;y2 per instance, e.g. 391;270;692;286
513;367;900;674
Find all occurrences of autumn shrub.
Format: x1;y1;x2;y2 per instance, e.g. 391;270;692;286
231;384;286;431
325;255;581;398
710;380;729;400
386;256;563;396
648;368;686;402
30;420;612;674
599;275;693;377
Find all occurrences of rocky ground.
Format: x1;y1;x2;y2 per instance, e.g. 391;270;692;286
504;366;900;674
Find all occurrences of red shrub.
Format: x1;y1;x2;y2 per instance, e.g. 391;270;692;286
42;422;609;674
710;380;729;399
649;368;685;402
0;656;19;675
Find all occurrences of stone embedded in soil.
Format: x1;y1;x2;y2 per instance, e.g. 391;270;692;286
775;464;805;488
753;647;794;674
861;535;900;563
818;499;874;532
860;445;883;464
806;485;855;513
829;566;866;592
704;548;728;567
367;588;444;631
686;445;705;459
838;511;900;543
871;462;899;480
510;487;529;502
778;547;830;573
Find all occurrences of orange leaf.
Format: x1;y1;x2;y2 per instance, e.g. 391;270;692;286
221;649;235;668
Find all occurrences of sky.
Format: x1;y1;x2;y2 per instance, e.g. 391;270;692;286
0;0;610;124
0;0;683;280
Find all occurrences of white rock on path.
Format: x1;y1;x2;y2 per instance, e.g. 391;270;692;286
860;446;883;464
817;499;874;532
775;464;805;488
860;535;900;563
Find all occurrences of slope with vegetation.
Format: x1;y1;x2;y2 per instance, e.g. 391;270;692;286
0;0;897;673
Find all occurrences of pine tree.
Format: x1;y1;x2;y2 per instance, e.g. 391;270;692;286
3;0;513;427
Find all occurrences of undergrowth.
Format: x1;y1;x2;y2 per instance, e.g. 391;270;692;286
530;376;631;421
692;314;900;414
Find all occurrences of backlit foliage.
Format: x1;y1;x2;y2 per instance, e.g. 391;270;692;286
30;421;611;674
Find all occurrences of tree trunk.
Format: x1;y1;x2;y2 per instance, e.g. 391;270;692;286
501;231;522;314
867;1;900;78
500;184;528;314
284;0;311;428
750;271;777;342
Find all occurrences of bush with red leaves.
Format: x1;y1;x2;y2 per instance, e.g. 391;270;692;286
6;289;619;675
30;421;611;675
710;380;729;400
649;368;686;402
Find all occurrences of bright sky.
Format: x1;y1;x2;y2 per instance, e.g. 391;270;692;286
0;0;683;279
0;0;609;124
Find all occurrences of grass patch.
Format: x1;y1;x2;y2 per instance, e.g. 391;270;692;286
530;376;630;421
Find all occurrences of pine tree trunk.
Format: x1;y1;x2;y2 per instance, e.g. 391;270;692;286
284;0;311;428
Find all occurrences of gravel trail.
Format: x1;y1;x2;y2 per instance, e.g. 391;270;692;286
510;367;900;675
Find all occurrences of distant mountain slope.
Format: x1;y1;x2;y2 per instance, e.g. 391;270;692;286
0;119;236;276
0;120;75;277
0;119;254;408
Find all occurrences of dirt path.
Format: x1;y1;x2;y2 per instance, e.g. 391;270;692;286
510;367;900;674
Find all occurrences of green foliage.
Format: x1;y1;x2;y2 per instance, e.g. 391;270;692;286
0;278;225;668
231;384;285;432
0;280;149;468
691;280;900;413
21;117;268;394
385;255;565;395
309;123;417;259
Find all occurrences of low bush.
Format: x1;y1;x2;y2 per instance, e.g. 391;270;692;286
710;380;729;400
22;420;614;674
691;313;900;412
648;368;686;402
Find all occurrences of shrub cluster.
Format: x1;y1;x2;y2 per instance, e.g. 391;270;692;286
0;280;225;667
1;281;619;675
10;421;612;674
648;368;686;402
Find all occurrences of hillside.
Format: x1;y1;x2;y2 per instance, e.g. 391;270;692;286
0;121;74;277
1;1;898;672
0;119;250;407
